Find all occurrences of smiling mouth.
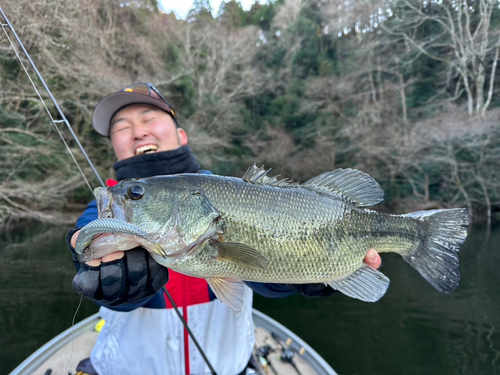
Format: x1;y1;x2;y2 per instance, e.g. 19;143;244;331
136;144;159;156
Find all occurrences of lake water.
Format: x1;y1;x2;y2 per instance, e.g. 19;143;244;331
1;222;499;375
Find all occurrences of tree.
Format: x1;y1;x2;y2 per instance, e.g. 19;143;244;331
381;0;500;116
187;0;213;22
217;0;247;28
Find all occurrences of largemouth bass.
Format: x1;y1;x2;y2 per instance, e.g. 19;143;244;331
75;165;470;312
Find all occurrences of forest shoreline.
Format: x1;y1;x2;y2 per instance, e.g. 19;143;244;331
1;0;499;227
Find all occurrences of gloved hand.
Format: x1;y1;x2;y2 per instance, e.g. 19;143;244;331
67;229;169;307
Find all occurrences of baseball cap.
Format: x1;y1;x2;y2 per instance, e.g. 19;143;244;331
92;83;178;137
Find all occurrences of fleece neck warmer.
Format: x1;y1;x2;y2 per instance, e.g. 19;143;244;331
113;145;200;180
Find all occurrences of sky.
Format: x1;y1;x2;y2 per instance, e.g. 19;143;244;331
160;0;259;19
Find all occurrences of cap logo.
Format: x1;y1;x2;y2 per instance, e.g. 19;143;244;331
124;88;133;92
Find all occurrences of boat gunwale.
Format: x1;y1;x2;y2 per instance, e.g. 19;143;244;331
10;313;98;375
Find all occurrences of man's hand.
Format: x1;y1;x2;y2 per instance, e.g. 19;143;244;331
364;248;381;269
71;230;125;265
68;229;169;307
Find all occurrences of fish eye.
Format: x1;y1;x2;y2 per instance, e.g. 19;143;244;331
127;185;145;200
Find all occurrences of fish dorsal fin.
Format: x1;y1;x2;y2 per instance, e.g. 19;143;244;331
327;264;390;302
301;168;384;207
242;164;299;188
242;164;383;206
206;277;245;313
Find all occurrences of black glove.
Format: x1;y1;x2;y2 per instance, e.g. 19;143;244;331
67;229;169;307
285;283;339;298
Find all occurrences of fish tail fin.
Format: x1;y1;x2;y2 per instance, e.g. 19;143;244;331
402;208;470;293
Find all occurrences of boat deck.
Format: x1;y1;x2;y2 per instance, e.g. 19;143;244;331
254;326;319;375
12;310;336;375
32;331;98;375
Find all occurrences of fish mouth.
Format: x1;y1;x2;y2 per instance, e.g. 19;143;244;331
75;218;166;260
135;144;159;156
94;187;126;221
94;187;113;219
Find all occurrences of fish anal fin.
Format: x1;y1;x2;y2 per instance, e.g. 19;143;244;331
327;264;390;302
301;168;384;207
212;241;269;269
206;277;245;313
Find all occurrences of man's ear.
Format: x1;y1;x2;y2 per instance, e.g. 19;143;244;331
177;128;188;146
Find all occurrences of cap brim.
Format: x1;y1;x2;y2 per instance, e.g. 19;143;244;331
92;92;174;136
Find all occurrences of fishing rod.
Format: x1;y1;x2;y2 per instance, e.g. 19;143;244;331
0;8;218;375
255;344;278;375
271;332;303;375
162;286;218;375
0;7;104;189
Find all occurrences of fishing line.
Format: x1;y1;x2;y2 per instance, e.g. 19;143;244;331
1;8;219;374
1;16;92;372
65;292;84;375
0;8;104;190
0;22;95;194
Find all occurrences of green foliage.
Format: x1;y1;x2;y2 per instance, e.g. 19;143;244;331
289;17;322;77
246;0;282;30
168;75;197;117
0;106;24;128
1;59;21;80
187;0;213;22
217;0;247;27
318;53;335;77
162;42;183;71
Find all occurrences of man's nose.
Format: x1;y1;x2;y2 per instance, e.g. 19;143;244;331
132;122;149;139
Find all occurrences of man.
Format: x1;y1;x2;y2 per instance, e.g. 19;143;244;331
68;83;382;375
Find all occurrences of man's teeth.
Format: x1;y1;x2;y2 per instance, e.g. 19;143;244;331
136;145;159;155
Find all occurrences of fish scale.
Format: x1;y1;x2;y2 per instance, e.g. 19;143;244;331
80;165;470;312
164;176;421;283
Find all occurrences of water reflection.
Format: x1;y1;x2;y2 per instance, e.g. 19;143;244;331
0;223;99;375
1;223;499;375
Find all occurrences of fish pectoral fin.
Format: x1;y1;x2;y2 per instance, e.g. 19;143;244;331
206;277;245;313
212;242;269;269
327;264;390;302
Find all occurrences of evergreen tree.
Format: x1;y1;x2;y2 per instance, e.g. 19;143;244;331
187;0;213;22
217;0;247;27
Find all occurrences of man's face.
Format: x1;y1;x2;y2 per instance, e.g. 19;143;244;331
110;104;188;161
